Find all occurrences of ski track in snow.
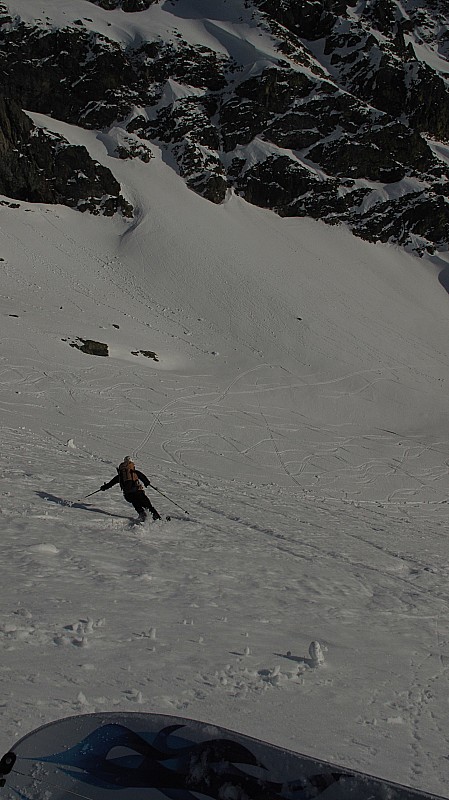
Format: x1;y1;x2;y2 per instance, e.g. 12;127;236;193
2;61;449;798
3;361;449;796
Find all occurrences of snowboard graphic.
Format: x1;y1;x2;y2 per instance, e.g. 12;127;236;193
0;712;440;800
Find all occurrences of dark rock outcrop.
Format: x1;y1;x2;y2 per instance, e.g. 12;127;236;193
87;0;156;9
0;97;132;215
1;0;449;248
67;339;109;356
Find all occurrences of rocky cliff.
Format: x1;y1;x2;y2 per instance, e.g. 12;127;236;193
1;0;449;250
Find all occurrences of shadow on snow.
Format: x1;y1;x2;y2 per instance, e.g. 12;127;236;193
36;492;130;520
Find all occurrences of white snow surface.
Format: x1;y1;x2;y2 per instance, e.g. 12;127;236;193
2;2;449;796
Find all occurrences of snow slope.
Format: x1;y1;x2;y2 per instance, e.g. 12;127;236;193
3;130;449;795
2;3;449;794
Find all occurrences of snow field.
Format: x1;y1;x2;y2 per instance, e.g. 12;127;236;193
2;41;449;795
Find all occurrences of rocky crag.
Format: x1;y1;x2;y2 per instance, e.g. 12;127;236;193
1;0;449;249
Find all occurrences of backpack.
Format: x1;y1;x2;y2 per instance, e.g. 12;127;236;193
118;460;142;494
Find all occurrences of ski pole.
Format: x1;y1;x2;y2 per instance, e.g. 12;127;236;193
148;484;189;515
83;488;103;499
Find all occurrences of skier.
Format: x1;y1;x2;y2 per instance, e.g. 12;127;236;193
100;456;161;522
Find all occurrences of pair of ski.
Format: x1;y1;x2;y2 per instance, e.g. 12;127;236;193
131;514;171;526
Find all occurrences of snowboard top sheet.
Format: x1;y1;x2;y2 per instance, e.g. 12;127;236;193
0;711;442;800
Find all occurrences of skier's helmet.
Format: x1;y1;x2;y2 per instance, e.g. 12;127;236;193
123;456;133;464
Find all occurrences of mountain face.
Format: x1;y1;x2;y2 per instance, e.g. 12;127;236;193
1;0;449;251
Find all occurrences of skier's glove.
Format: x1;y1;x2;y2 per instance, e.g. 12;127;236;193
100;484;107;491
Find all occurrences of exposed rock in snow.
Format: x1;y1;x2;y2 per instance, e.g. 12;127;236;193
2;0;449;246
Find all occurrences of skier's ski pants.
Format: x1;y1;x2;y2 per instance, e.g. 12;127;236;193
124;489;158;517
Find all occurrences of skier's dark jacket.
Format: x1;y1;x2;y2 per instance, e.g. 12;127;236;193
101;461;151;496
